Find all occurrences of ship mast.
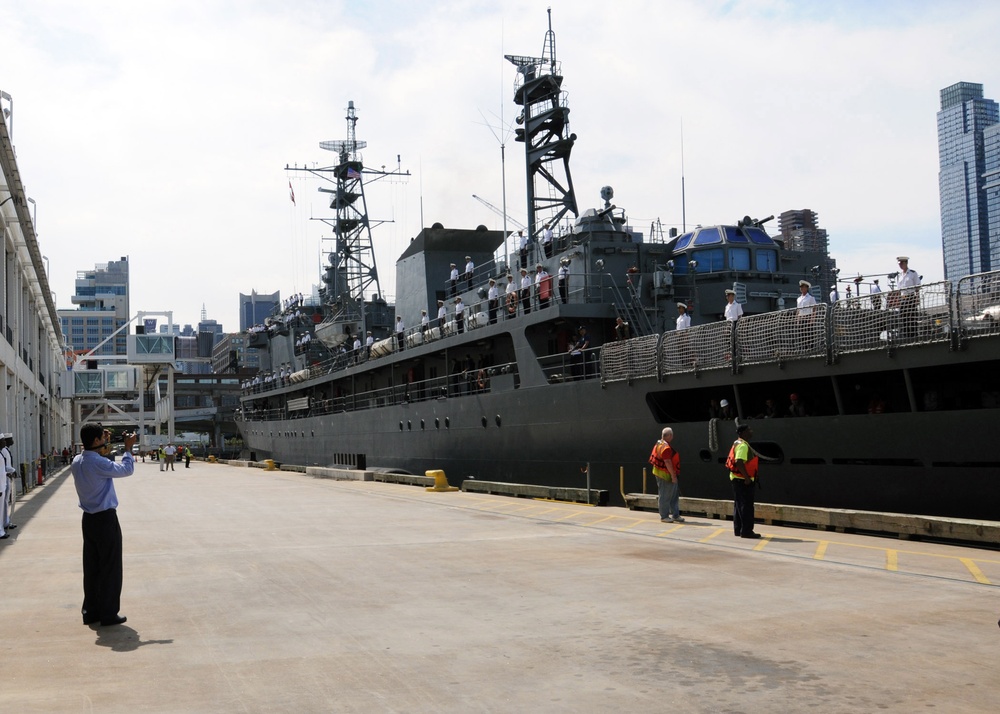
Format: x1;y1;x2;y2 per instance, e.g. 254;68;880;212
505;8;579;240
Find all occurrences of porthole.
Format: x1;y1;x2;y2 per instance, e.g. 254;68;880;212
420;419;425;430
435;418;440;429
481;416;488;428
445;417;450;429
399;421;404;431
407;420;412;431
495;415;502;427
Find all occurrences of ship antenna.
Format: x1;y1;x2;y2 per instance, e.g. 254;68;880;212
681;119;686;233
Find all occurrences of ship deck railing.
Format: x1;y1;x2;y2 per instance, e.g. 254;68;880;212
236;361;520;422
601;277;998;385
537;346;603;384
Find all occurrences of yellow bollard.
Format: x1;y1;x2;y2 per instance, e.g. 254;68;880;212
425;469;458;492
208;455;217;463
264;459;276;471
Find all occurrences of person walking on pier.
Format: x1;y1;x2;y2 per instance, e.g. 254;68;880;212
71;424;136;626
649;427;683;523
726;424;760;539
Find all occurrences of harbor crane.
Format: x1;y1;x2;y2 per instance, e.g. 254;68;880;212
472;194;527;232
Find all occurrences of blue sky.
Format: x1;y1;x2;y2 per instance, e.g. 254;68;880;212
4;0;1000;330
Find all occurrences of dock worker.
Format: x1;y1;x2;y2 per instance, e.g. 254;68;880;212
449;263;458;297
727;423;760;539
649;427;683;523
724;289;743;321
520;268;532;315
675;302;690;330
487;279;499;324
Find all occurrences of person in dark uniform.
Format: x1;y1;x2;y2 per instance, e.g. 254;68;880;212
727;424;760;539
71;423;137;626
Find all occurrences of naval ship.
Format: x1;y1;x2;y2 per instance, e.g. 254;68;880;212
237;15;1000;521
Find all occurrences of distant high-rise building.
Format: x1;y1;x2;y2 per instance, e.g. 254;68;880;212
937;81;1000;280
58;257;130;356
778;209;829;254
198;303;225;345
239;290;279;332
983;122;1000;274
212;332;259;373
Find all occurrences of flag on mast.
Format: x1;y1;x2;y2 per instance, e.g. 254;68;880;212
288;180;296;205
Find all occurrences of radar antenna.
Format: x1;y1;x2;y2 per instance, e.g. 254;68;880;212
505;8;578;242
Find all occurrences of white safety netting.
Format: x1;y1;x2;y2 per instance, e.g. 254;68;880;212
832;279;951;356
956;270;1000;340
735;304;828;367
600;334;660;385
659;321;733;376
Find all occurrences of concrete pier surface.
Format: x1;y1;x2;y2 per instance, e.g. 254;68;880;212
2;461;998;713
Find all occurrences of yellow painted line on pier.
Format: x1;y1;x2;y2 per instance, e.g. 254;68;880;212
588;514;630;527
700;528;727;543
532;497;597;507
886;550;898;572
614;518;648;532
656;524;685;537
753;535;772;552
960;558;991;585
554;510;587;522
814;541;830;561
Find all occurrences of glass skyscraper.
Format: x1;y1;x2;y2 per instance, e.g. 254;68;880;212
937;82;999;280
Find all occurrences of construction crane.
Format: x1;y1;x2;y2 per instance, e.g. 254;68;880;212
472;194;527;232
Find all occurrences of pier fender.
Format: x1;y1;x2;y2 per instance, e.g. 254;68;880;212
425;469;459;492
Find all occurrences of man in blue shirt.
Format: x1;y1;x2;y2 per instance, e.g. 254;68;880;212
71;424;137;627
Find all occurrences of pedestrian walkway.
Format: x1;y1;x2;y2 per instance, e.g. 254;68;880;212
1;460;997;713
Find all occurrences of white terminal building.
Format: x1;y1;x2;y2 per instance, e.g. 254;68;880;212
0;91;73;475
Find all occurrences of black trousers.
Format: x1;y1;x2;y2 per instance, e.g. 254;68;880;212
82;508;123;622
732;480;756;536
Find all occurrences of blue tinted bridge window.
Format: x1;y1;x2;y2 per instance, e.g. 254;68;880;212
693;248;724;272
756;249;777;272
693;227;722;246
729;248;751;271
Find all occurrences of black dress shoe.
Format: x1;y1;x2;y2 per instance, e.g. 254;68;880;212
100;615;127;626
0;534;8;540
6;524;15;529
741;532;762;539
83;617;100;625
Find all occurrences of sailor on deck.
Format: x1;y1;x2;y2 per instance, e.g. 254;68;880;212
420;309;429;335
464;256;475;291
436;300;447;330
724;289;743;321
505;276;518;318
676;302;691;330
558;261;570;304
520;268;532;315
487;279;499;324
542;223;554;258
395;316;405;351
870;279;882;310
455;297;465;334
449;263;458;297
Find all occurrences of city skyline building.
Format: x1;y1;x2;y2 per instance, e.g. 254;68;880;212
937;81;999;280
212;332;259;374
239;290;279;332
57;257;130;357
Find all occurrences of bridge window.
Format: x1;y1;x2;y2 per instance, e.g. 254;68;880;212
723;226;749;243
746;227;776;245
729;248;751;271
673;254;689;275
693;227;722;246
675;232;694;250
756;249;777;272
692;248;724;272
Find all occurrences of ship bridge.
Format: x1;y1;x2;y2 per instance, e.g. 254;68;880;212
668;224;781;276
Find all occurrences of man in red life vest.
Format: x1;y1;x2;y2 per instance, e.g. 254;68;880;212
726;424;760;539
649;427;683;523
